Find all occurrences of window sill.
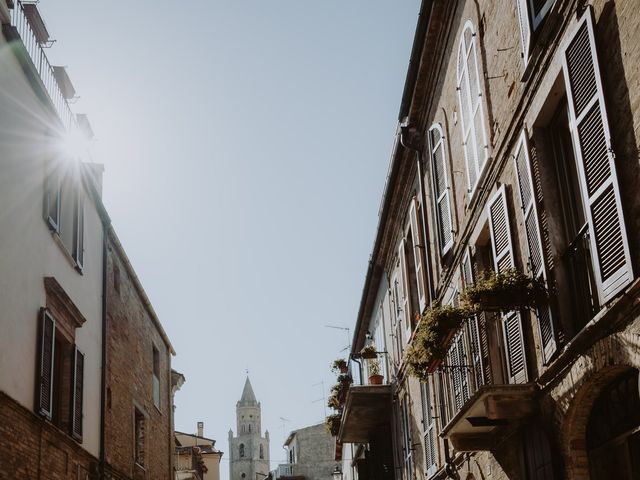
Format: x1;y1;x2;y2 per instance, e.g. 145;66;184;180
50;230;84;275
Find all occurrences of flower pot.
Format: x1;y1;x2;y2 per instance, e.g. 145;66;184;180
360;351;378;360
474;290;533;312
368;374;384;385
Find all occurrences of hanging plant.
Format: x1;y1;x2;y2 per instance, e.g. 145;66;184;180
405;304;473;382
325;413;342;436
460;268;547;312
337;373;352;385
360;345;378;359
327;393;341;411
331;358;349;374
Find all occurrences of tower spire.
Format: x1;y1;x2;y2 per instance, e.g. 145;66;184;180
239;376;257;405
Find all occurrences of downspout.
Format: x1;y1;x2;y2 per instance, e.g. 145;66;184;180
99;234;108;478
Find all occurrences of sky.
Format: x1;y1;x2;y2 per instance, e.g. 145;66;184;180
39;0;421;475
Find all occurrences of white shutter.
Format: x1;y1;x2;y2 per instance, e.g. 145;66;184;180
513;132;557;362
420;380;437;477
398;239;412;343
429;125;454;256
488;186;528;384
562;9;633;304
516;0;531;61
409;197;427;311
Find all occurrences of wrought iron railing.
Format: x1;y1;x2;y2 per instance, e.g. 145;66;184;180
10;1;74;130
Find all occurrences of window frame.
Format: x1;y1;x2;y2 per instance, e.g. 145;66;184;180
428;123;454;256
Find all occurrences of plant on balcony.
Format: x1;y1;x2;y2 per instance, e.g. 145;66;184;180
460;268;547;312
327;393;341;411
405;304;473;382
325;413;342;436
337;373;352;385
331;358;349;374
330;378;349;404
367;356;384;385
360;345;378;359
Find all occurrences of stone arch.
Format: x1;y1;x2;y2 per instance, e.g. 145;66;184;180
556;332;640;478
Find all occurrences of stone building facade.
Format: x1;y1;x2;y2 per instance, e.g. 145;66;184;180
229;378;271;480
338;1;640;479
280;423;336;480
104;229;176;479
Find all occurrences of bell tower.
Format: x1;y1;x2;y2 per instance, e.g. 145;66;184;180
229;377;270;480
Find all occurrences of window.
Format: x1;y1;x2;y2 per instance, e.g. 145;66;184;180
408;196;428;311
457;21;488;196
134;408;145;467
400;397;413;480
421;380;437;477
487;186;527;384
516;0;556;61
429;124;454;256
513;131;557;363
260;444;264;459
44;163;85;271
36;308;84;441
152;346;160;409
239;443;245;458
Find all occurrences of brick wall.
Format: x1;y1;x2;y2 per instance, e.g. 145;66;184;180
0;391;98;480
103;237;173;480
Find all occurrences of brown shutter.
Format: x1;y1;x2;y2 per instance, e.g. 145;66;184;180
513;132;557;362
37;309;55;419
488;186;528;384
71;346;84;441
562;9;633;304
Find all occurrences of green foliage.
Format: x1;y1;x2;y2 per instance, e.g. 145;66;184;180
331;358;348;373
327;393;341;410
405;304;473;382
360;345;377;359
325;413;342;436
460;268;546;311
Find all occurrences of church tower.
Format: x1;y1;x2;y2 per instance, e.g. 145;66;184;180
229;377;270;480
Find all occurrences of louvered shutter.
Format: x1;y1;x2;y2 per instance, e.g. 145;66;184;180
420;381;437;476
71;346;84;441
488;186;528;384
399;239;412;342
513;132;557;362
461;249;487;388
562;10;633;304
45;169;61;232
429;125;454;256
409;197;427;311
37;309;55;419
516;0;531;61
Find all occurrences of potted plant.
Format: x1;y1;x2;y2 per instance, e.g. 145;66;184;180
332;358;349;374
367;356;384;385
460;268;547;312
325;413;342;436
405;304;475;382
327;393;341;410
360;345;378;359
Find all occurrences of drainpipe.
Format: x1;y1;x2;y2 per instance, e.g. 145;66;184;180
99;235;107;478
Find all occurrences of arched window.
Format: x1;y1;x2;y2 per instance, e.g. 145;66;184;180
457;21;488;196
260;444;264;459
239;443;245;458
429;123;454;255
249;424;252;432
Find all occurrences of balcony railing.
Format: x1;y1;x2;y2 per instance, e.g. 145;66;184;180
275;464;293;478
9;1;74;130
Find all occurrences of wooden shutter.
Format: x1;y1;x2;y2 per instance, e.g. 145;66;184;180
488;186;528;384
398;239;412;342
429;125;454;256
37;309;55;419
513;132;557;362
420;381;437;476
71;346;84;441
460;249;484;389
45;168;61;232
409;197;427;312
562;9;633;304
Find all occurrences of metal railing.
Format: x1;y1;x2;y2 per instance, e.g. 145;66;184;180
10;1;74;130
276;464;293;478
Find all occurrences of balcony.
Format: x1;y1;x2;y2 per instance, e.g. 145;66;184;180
4;1;74;130
338;384;392;443
437;320;539;451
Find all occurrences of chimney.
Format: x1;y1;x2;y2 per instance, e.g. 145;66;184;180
197;421;204;438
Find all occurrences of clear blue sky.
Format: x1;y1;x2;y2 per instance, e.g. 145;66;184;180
40;0;421;474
